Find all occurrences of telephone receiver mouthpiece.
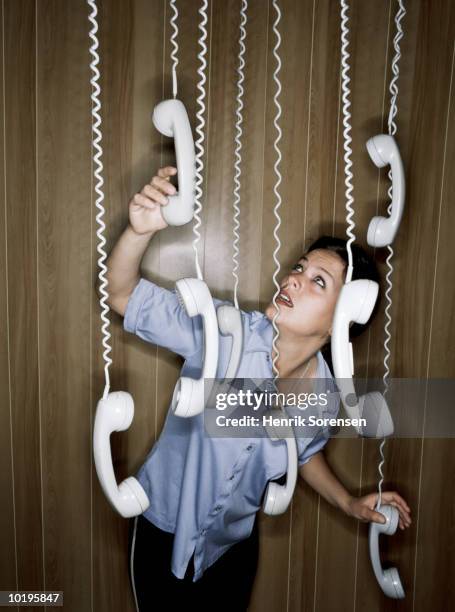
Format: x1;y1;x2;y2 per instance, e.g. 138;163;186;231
93;391;150;518
263;427;298;516
369;504;405;599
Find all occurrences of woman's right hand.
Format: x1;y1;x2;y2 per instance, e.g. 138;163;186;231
128;166;177;235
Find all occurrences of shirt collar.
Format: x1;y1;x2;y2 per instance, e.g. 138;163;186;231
243;312;274;354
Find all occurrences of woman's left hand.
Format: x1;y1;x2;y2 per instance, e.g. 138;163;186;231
346;491;412;530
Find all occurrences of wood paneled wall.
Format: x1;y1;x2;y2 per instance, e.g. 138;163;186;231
1;0;454;610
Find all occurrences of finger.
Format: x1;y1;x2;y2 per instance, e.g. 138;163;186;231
151;175;176;195
140;185;168;206
382;492;411;513
371;510;387;525
386;500;412;525
157;166;177;179
141;185;168;205
132;193;155;210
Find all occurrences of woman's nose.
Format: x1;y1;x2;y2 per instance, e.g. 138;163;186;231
284;274;301;291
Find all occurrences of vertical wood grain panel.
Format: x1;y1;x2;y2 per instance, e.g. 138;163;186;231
0;0;17;594
288;1;343;610
204;0;240;301
37;0;92;608
254;1;316;611
4;1;44;605
1;1;455;610
90;1;136;610
413;12;455;612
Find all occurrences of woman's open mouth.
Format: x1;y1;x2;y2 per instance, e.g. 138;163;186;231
276;290;293;308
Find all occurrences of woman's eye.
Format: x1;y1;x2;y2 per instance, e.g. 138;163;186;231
292;263;325;288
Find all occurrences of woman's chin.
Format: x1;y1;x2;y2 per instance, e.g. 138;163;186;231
265;302;290;322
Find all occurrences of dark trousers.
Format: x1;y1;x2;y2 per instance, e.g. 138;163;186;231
128;514;260;611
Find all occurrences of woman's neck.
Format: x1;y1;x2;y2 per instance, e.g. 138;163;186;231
271;334;321;379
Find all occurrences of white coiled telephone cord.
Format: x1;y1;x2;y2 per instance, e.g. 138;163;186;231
231;0;248;310
376;0;406;510
192;0;209;282
87;0;112;402
168;0;207;283
169;0;179;99
270;0;283;388
87;2;142;610
339;0;355;285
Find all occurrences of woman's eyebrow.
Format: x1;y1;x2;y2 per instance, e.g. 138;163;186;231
300;256;334;283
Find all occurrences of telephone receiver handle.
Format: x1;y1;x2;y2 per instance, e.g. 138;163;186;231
262;423;298;516
331;279;394;438
217;304;243;379
93;392;150;518
152;99;196;227
369;504;405;599
366;134;405;247
171;278;219;418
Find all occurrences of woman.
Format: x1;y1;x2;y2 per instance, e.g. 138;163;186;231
104;166;411;611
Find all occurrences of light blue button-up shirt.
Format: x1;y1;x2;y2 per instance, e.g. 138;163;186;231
123;277;340;582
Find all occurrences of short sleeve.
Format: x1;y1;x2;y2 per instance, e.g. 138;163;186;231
123;277;224;360
297;426;331;466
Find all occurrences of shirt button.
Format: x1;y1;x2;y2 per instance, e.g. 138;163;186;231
200;528;207;536
228;474;235;480
246;444;253;451
214;505;222;512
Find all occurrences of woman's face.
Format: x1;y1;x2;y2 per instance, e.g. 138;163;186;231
264;248;346;344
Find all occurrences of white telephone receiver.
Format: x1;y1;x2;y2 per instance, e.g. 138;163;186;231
170;278;219;417
216;305;243;379
263;436;298;515
369;504;405;598
153;99;219;418
366;134;405;248
331;279;394;438
152;99;196;226
262;415;298;515
93;391;150;518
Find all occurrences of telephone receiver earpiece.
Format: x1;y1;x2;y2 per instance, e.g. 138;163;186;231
171;277;219;418
331;279;394;438
216;304;243;379
369;504;405;599
262;422;298;516
93;391;150;518
152;99;196;227
366;134;405;248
